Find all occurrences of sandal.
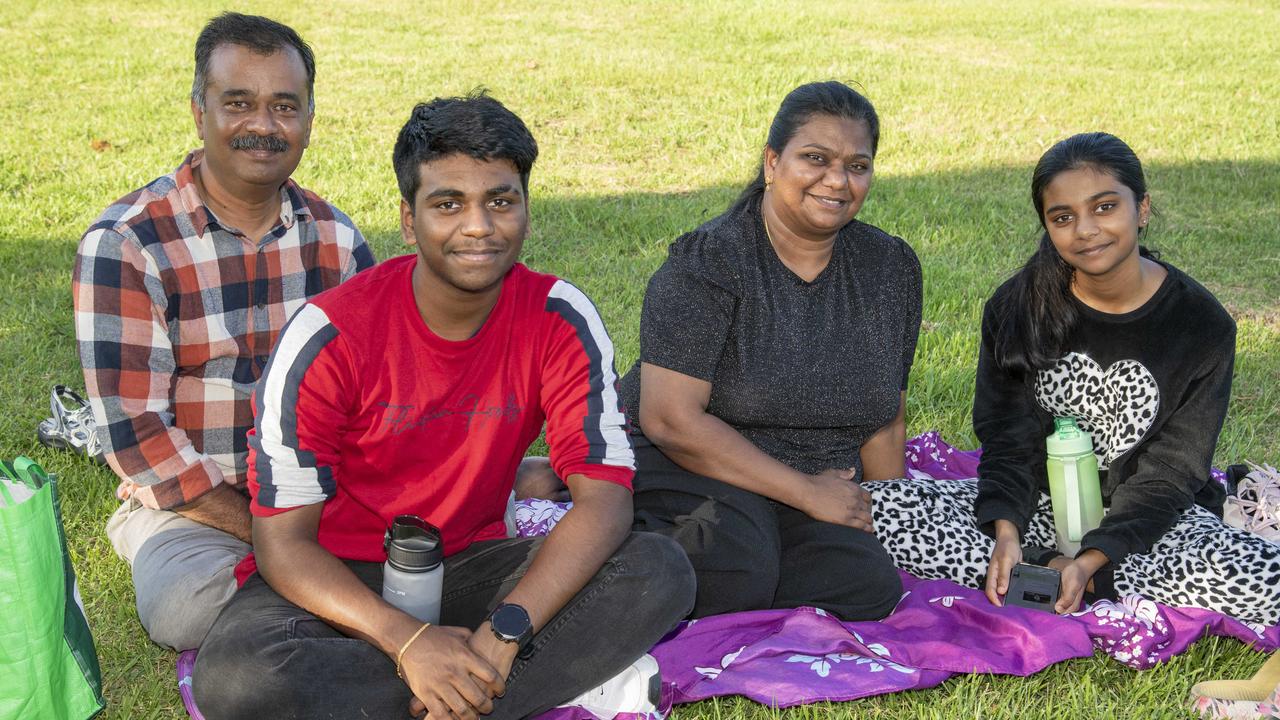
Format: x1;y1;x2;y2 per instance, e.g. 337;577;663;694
1190;651;1280;719
36;385;104;463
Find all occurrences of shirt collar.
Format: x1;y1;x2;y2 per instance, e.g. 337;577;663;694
173;149;312;237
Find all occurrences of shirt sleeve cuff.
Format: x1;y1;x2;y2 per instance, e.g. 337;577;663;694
129;459;227;511
558;462;634;491
1079;531;1132;567
639;347;718;384
974;500;1029;540
248;500;307;518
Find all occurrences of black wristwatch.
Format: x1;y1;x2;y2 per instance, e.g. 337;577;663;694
486;603;533;653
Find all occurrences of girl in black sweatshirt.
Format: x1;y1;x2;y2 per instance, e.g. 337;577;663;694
868;133;1278;625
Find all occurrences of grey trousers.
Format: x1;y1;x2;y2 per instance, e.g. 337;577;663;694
106;499;250;651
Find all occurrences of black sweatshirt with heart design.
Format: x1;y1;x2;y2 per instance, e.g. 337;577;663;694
973;261;1235;566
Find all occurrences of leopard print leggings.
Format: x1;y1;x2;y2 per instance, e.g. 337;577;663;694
865;477;1280;626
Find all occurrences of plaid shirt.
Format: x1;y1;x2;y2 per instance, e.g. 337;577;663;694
74;150;375;510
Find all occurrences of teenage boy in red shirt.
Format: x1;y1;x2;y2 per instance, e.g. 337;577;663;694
193;92;695;720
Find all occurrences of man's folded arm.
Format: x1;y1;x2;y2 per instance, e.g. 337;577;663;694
497;279;639;632
254;501;424;656
492;473;631;634
248;301;378;622
75;227;239;523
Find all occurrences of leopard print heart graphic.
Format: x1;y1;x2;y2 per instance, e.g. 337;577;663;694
1034;352;1160;470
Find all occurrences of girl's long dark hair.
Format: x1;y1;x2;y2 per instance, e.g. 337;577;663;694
732;81;880;212
994;132;1152;374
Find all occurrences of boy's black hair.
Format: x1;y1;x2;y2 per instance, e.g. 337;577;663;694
394;90;539;204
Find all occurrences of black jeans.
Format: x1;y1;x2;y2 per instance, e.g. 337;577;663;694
631;439;902;620
193;532;695;720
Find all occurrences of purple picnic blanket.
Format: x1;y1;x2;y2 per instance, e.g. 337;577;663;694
528;432;1276;720
176;432;1275;720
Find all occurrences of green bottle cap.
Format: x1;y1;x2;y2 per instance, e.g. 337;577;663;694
1046;417;1094;456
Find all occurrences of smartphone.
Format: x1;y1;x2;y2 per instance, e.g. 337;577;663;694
1005;563;1060;612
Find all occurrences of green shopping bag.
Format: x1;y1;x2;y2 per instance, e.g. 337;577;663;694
0;458;105;720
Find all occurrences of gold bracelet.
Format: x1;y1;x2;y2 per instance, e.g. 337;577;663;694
395;622;432;679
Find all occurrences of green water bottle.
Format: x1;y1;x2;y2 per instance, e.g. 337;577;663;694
1045;417;1105;556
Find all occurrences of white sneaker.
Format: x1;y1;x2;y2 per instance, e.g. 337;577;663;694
558;653;662;719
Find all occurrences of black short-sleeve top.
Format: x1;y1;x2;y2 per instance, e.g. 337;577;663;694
619;196;923;479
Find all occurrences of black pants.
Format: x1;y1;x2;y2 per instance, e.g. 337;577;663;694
631;440;902;621
193;532;695;720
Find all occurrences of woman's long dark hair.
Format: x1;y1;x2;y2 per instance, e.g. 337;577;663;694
993;132;1153;374
732;81;880;212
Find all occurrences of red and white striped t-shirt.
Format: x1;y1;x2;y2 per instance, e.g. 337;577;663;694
240;255;634;578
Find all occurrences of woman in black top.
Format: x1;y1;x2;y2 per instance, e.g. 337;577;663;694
619;82;922;620
870;133;1278;624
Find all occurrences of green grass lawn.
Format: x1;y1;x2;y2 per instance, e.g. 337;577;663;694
2;0;1277;717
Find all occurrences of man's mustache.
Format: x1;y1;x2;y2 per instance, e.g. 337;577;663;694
230;134;289;152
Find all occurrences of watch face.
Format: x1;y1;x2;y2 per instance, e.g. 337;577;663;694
491;603;531;641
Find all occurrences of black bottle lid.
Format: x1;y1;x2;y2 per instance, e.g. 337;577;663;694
383;515;443;572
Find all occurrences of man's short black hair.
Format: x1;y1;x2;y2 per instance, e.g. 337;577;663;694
191;12;316;112
393;90;539;204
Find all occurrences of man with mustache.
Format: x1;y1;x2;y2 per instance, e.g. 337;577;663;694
73;12;373;651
